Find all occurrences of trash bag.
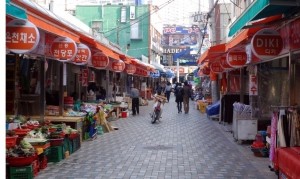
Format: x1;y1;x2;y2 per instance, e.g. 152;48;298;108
206;100;220;116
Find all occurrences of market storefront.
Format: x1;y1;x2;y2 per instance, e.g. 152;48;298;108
6;0;155;177
198;9;300;177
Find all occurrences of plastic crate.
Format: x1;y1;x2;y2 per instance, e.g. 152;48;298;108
49;138;64;146
9;165;33;179
32;160;39;177
68;139;73;154
39;155;47;170
6;135;18;148
47;146;63;163
71;135;80;152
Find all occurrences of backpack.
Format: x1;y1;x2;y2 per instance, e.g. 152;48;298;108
176;87;183;97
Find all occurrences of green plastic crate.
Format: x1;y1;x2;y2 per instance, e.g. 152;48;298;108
9;165;33;179
71;135;81;152
68;139;73;154
47;146;63;163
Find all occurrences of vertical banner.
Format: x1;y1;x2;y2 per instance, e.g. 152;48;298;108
81;69;88;87
249;74;258;95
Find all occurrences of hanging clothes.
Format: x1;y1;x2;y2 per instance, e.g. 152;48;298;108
277;109;287;147
269;111;278;162
290;110;300;146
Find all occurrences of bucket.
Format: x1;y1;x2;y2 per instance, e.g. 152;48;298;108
121;111;127;118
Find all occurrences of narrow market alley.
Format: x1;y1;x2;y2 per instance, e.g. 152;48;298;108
36;96;276;179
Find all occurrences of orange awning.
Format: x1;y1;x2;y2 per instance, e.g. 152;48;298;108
226;15;283;51
197;43;226;64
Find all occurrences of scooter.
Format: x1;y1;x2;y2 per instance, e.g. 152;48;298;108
150;100;162;124
150;95;166;124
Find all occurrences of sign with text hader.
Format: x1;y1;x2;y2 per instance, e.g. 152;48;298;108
251;28;283;60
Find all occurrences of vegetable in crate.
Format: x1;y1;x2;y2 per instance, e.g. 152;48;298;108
6;130;16;136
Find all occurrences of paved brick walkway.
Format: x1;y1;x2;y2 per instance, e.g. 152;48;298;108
36;95;277;179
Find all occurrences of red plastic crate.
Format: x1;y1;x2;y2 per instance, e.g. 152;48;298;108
39;155;48;170
6;135;18;148
32;160;39;176
7;154;37;167
49;138;64;146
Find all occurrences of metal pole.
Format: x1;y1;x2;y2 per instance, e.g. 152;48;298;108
177;57;179;82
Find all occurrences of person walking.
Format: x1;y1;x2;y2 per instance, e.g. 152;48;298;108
175;83;183;113
183;81;192;114
130;85;140;116
165;82;172;102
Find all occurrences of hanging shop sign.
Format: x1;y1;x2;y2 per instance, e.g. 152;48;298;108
210;61;224;74
73;43;91;65
227;50;247;68
6;19;40;54
219;56;231;70
251;28;283;60
125;64;136;74
249;74;258;96
289;18;300;50
111;60;125;73
90;52;109;69
50;37;77;62
89;70;95;82
81;69;88;87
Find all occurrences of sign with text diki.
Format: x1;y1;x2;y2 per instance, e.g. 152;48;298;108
227;50;247;68
210;60;224;74
50;37;77;62
90;52;109;69
6;19;40;54
251;28;283;60
111;60;125;72
81;69;88;87
125;64;136;74
73;43;91;65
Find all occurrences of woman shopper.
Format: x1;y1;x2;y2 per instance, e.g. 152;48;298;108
183;81;192;114
175;83;183;113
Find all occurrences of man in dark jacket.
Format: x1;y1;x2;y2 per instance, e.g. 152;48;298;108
183;81;192;114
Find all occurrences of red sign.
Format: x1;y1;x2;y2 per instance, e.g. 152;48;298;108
6;19;40;54
91;52;109;69
210;61;223;74
219;57;231;70
290;18;300;50
125;64;136;74
50;37;77;61
249;74;258;95
251;28;283;60
227;50;247;68
73;43;91;65
111;60;125;72
81;69;88;87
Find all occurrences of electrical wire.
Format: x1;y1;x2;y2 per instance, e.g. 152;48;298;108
222;0;232;22
229;0;242;9
197;0;220;56
103;0;175;37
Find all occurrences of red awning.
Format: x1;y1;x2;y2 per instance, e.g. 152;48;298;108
197;43;226;64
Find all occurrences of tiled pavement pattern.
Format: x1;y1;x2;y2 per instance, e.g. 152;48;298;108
36;95;277;179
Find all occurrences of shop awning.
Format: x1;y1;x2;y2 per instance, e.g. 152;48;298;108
151;63;166;73
6;0;27;20
197;43;226;64
228;0;298;37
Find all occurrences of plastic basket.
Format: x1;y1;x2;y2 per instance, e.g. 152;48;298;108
7;155;37;167
47;146;63;163
71;136;80;152
9;165;33;179
13;129;31;136
67;133;79;140
32;160;39;177
6;135;18;148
